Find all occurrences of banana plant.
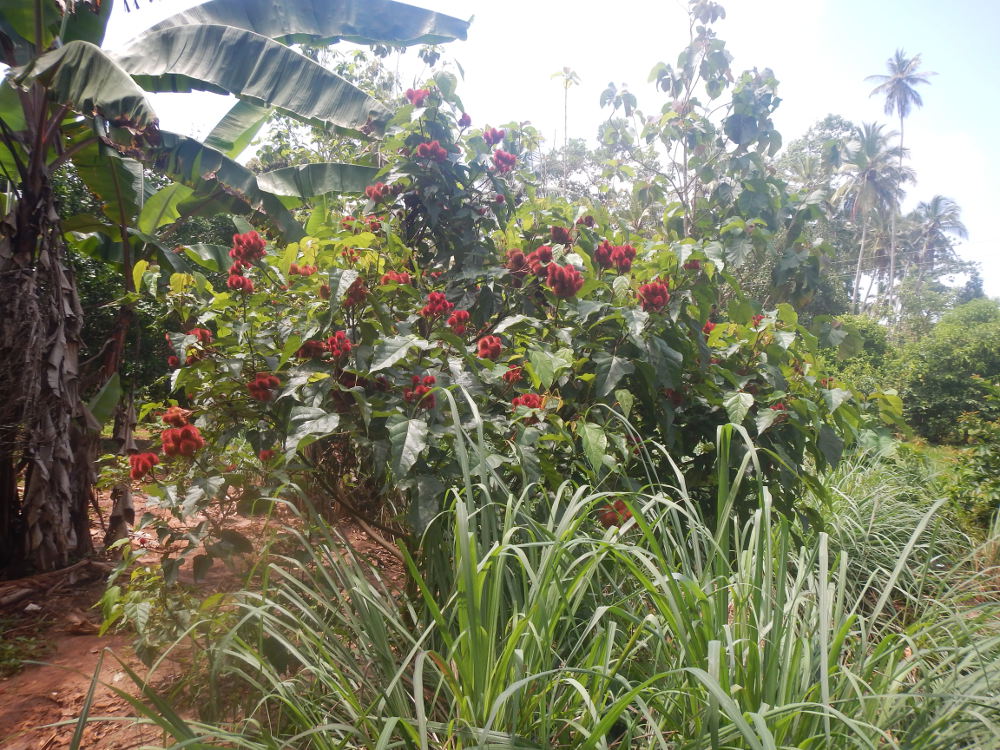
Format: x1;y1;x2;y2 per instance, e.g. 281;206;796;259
0;0;468;573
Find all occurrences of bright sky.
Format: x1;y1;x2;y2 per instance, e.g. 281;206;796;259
105;0;1000;297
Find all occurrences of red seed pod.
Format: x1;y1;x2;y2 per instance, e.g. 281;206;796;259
448;309;470;335
503;365;523;384
638;280;670;312
546;263;584;299
476;335;503;360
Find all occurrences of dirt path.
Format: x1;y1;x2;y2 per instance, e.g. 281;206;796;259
0;572;169;749
0;493;404;749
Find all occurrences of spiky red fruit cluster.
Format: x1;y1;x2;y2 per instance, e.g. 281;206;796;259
526;246;553;276
503;364;523;384
576;215;595;227
448;309;470;335
594;240;614;269
546;263;584;298
162;424;205;457
506;249;530;286
248;372;280;401
326;331;352;358
405;88;430;107
344;278;368;307
258;449;275;462
512;393;544;410
770;402;787;411
340;248;359;265
483;127;505;145
162;406;191;428
230;231;266;264
476;335;502;360
365;182;391;201
611;244;636;272
458;112;472;128
404;375;436;408
596;499;632;528
751;314;765;328
167;356;180;369
380;270;412;286
550;226;573;245
416;140;448;162
638;280;670;312
492;149;516;173
289;263;317;276
187;328;213;344
296;340;327;359
683;259;702;271
702;321;716;335
319;284;331;300
129;452;159;481
227;273;254;293
421;291;454;318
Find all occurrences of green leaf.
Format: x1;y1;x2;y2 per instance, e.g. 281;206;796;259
614;388;634;417
817;424;844;468
62;0;114;46
408;474;444;534
138;182;194;235
87;373;121;427
71;146;146;227
579;422;608;472
16;41;158;134
144;131;304;241
131;260;149;292
823;388;852;414
388;416;428;479
723;113;758;146
755;407;780;435
192;554;213;582
146;0;470;48
289;406;340;449
328;268;360;305
724;391;754;425
371;334;425;372
776;303;798;327
257;163;379;200
181;243;231;273
112;25;390;134
594;353;635;398
204;100;273;158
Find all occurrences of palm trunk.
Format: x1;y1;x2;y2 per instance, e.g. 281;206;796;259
0;159;94;574
851;220;869;314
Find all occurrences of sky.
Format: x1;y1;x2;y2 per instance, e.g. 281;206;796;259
104;0;1000;296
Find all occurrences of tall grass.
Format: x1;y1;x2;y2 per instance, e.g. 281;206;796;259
97;418;1000;749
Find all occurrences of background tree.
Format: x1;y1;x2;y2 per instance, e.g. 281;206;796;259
866;49;934;317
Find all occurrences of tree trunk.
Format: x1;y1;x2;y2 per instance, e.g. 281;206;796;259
851;220;868;314
0;166;94;575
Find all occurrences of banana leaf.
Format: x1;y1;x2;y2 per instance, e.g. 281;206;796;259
111;24;389;135
204;100;273;158
145;0;469;47
256;163;379;202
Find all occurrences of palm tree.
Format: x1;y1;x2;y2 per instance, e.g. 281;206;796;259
833;123;912;312
0;0;468;572
866;49;934;315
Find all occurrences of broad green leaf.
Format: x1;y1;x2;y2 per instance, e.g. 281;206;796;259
181;243;231;273
16;41;157;133
147;0;470;47
257;163;378;200
131;259;149;292
328;268;360;305
62;0;114;46
289;406;340;449
71;145;146;227
204;100;273;158
87;373;121;427
408;474;444;534
724;391;754;425
388;416;428;479
579;422;608;472
817;424;844;468
138;183;194;235
614;388;634;417
0;83;27;132
594;353;635;398
145;131;304;241
776;303;798;326
755;407;780;435
371;334;425;372
823;388;852;414
112;25;390;134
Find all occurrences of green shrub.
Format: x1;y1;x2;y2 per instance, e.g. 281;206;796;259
896;298;1000;442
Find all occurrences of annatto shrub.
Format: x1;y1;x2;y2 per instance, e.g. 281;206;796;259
144;72;901;569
